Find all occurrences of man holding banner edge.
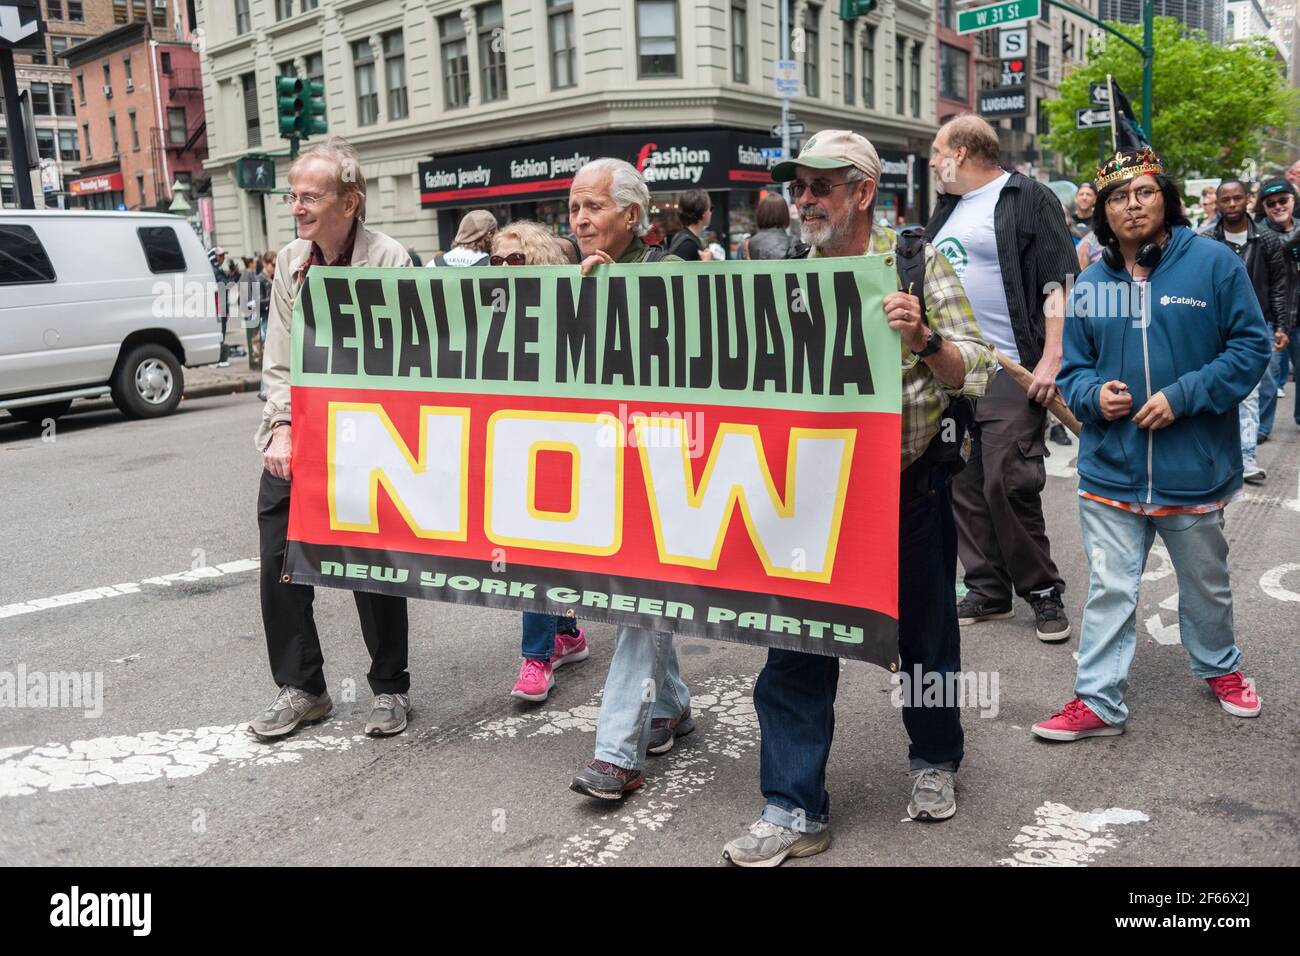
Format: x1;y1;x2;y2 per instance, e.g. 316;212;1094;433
722;130;995;866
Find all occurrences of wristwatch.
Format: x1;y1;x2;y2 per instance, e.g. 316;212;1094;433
911;327;943;358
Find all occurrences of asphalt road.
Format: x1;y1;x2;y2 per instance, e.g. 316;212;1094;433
1;394;1296;867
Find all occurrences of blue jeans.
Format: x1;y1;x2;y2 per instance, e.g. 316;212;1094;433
521;612;580;661
755;466;964;833
1259;337;1300;434
592;627;690;770
1257;353;1282;437
1239;379;1264;471
1074;497;1241;726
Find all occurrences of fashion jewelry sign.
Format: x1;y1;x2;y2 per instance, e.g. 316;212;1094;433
284;260;902;668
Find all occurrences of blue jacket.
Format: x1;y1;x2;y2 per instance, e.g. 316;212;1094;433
1059;226;1272;507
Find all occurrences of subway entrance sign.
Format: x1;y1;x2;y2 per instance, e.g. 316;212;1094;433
957;0;1040;34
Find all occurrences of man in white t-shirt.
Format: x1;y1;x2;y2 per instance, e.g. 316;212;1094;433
927;115;1079;644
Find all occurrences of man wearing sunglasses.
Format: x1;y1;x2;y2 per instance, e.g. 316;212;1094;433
1203;179;1290;482
721;129;994;866
250;137;417;742
927;114;1080;646
1256;178;1300;439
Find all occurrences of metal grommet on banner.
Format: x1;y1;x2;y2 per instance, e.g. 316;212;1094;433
883;254;895;268
280;574;291;583
564;608;576;618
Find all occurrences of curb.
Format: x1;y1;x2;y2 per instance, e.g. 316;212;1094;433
69;374;263;414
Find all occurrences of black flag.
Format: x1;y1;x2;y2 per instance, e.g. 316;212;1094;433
1107;78;1148;151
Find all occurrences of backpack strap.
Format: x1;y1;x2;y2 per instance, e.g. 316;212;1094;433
894;225;929;326
644;246;666;263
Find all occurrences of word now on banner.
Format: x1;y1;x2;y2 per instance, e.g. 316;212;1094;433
284;259;902;669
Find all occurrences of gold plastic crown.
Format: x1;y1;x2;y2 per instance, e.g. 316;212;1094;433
1096;147;1163;189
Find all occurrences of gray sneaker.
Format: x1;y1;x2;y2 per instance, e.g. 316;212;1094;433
722;819;830;867
247;685;333;740
365;693;411;737
908;768;957;821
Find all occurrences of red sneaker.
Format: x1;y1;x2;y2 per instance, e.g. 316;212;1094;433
550;627;589;669
510;658;554;702
1206;671;1261;717
1032;697;1124;741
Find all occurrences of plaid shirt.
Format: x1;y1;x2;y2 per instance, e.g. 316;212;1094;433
815;225;994;468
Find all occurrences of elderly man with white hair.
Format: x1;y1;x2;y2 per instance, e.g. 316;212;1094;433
249;137;417;742
564;158;694;801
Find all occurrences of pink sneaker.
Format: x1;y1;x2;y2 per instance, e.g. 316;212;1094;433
1032;697;1124;741
510;658;554;702
550;627;589;669
1206;671;1261;717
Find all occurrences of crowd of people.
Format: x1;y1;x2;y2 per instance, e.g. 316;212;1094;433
231;121;1289;865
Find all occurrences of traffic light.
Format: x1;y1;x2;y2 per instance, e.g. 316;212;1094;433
838;0;876;20
306;79;328;136
275;76;328;141
275;75;303;138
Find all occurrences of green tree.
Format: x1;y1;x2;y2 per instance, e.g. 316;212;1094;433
1043;17;1295;184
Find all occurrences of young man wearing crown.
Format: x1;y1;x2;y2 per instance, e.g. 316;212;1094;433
1033;147;1272;742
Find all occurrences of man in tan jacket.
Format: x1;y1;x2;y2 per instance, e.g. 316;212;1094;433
249;137;415;741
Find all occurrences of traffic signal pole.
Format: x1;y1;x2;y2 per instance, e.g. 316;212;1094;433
1044;0;1153;141
0;48;35;208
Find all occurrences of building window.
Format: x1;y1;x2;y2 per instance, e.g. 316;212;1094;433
53;83;74;116
151;0;165;27
109;115;119;155
895;38;905;114
843;34;854;106
47;0;63;18
301;0;317;11
1035;40;1050;80
0;132;8;161
76;73;85;104
30;82;51;115
241;71;261;147
939;43;967;101
168;107;187;144
136;173;146;207
384;30;408;120
124;55;133;89
36;128;57;161
941;0;956;29
161;51;171;74
50;35;67;60
113;0;126;24
1037;96;1049;135
275;0;292;19
129;109;139;149
439;14;470;109
82;121;91;159
1;176;15;208
636;0;679;77
862;25;874;109
131;0;145;22
910;43;921;117
478;3;507;102
352;40;378;126
731;0;747;84
548;0;577;89
306;52;324;87
802;4;819;97
102;62;111;92
67;0;82;22
235;0;250;35
58;128;80;161
29;38;47;64
278;59;295;78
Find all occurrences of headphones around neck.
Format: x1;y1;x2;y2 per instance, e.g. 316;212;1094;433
1102;230;1168;272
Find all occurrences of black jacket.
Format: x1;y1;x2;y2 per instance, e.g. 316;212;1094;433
1204;217;1291;332
928;170;1078;371
1263;217;1300;332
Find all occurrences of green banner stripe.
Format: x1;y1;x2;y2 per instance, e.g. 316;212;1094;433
291;259;901;414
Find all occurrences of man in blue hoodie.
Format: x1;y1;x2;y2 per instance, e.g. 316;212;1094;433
1033;148;1271;742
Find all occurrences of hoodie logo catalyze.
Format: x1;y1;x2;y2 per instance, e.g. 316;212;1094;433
1159;294;1207;308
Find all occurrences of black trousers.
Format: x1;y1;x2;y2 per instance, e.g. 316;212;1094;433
257;469;410;696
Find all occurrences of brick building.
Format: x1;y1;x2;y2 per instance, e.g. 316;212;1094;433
61;3;208;211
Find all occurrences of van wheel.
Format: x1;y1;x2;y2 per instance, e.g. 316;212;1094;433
112;344;183;419
7;400;73;425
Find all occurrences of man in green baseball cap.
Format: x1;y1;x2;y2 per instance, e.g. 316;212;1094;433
722;129;996;867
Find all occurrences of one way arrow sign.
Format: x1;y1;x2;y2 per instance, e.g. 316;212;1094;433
0;2;44;50
1075;107;1110;130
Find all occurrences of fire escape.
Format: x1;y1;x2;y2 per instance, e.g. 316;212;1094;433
150;67;208;202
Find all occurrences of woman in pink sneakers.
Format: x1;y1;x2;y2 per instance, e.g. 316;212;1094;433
486;222;593;703
1035;148;1271;742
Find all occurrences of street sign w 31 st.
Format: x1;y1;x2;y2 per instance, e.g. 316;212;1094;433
957;0;1039;35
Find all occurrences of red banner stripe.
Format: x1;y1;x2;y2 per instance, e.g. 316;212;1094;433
420;177;575;205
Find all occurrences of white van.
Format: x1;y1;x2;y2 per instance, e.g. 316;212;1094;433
0;209;224;422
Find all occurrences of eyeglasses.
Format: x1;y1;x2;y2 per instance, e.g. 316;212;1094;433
789;179;860;200
1105;185;1161;209
489;252;527;266
1263;195;1294;209
281;191;337;208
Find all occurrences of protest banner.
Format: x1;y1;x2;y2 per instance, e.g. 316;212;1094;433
283;258;902;669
